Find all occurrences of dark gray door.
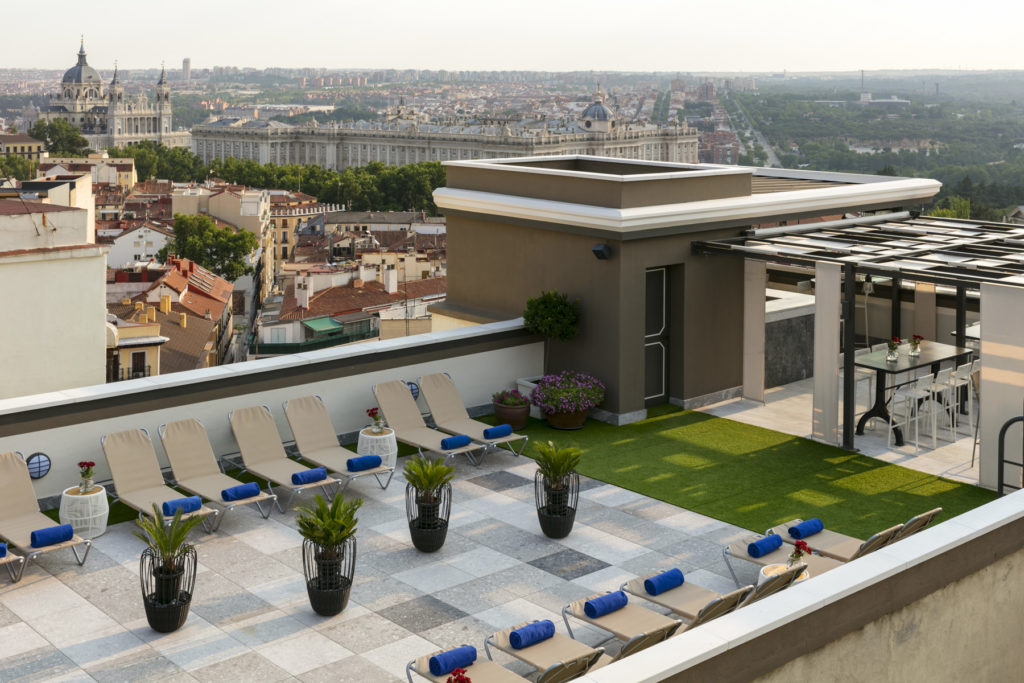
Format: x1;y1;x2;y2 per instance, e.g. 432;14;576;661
645;267;668;406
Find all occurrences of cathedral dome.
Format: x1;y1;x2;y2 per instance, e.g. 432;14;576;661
62;42;103;86
581;93;614;122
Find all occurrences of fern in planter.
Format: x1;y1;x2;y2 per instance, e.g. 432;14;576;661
403;456;455;552
135;504;206;628
295;493;362;615
403;456;455;503
134;504;205;574
532;441;583;538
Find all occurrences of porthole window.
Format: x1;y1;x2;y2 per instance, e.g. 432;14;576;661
25;452;51;479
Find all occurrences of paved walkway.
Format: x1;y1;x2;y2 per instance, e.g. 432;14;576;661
700;377;980;486
0;454;753;682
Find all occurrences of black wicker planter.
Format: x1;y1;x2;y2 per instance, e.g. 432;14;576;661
140;547;196;633
406;482;451;552
535;471;579;539
303;537;356;617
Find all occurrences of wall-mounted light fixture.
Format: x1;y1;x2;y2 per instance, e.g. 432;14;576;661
592;243;612;260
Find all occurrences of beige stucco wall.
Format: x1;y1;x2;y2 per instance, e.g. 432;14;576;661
0;247;108;399
753;545;1024;682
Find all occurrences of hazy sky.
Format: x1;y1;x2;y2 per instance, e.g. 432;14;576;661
12;0;1022;73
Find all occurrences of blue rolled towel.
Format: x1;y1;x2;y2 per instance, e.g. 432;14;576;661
440;434;471;450
30;524;73;548
221;482;261;502
162;496;202;516
0;542;6;558
747;534;783;559
483;423;513;440
428;645;476;677
347;455;382;472
509;620;555;649
584;590;628;619
644;568;685;596
788;518;824;540
291;467;327;486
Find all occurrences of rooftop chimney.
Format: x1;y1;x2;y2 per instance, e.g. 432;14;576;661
384;265;398;294
296;275;315;309
134;301;145;312
159;294;171;314
178;312;187;328
121;298;131;305
147;306;156;322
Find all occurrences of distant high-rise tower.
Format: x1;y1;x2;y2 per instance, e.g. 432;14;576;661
182;58;191;83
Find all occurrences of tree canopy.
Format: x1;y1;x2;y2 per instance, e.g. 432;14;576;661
0;155;36;181
28;119;90;156
157;214;259;281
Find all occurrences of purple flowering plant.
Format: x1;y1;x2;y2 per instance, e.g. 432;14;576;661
492;388;530;407
529;371;605;415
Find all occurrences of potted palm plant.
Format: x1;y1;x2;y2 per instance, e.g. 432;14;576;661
135;504;206;633
295;493;361;617
403;456;455;552
533;441;582;539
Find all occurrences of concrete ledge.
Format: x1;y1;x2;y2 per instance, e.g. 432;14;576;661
672;386;742;410
590;408;647;426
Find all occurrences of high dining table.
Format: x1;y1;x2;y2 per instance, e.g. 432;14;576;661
854;342;974;447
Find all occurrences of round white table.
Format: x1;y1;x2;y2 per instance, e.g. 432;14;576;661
357;426;398;468
59;485;110;539
758;562;809;585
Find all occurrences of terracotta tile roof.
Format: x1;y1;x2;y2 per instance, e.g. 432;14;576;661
108;302;216;374
278;276;446;321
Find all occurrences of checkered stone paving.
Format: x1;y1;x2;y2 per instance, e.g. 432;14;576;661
0;454;753;681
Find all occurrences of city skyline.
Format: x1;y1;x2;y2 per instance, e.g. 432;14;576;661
11;0;1024;74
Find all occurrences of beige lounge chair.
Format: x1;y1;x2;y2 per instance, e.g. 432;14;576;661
621;575;753;627
373;379;482;465
159;418;277;530
407;645;530;683
740;562;808;606
0;451;91;582
101;428;218;531
229;405;340;510
283;395;394;493
561;592;682;661
767;519;904;562
419;373;528;456
890;507;943;543
724;533;843;587
485;619;607;675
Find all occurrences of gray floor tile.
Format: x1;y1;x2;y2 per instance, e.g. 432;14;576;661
0;646;79;683
191;652;292;682
349;574;424;612
466;471;533;492
528;549;610;581
421;614;495;649
319;612;414;654
300;654;401;682
376;595;469;632
86;649;186;683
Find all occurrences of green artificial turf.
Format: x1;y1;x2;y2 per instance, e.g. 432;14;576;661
514;404;997;539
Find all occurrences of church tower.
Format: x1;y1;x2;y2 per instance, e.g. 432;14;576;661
106;63;124;139
155;64;171;139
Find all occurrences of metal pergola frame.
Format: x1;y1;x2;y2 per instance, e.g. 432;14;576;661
694;214;1024;450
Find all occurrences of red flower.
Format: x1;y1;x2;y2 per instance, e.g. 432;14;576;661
795;540;810;555
447;668;471;683
912;334;924;342
891;336;901;344
77;461;95;468
366;407;379;419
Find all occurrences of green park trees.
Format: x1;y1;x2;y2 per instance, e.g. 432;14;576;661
0;155;36;181
28;119;90;156
157;214;259;281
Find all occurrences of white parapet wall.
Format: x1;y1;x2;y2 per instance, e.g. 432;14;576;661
0;319;542;499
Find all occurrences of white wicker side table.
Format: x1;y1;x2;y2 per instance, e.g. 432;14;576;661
59;485;109;539
357;427;399;468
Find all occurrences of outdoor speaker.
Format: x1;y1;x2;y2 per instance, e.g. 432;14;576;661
592;243;612;260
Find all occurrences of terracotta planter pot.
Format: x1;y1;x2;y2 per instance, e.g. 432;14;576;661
493;402;529;430
545;410;588;430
